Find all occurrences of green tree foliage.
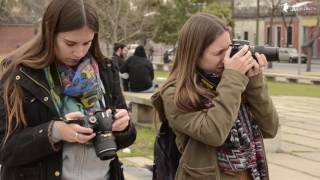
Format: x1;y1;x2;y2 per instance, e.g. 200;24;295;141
153;0;232;45
202;2;233;27
153;0;197;45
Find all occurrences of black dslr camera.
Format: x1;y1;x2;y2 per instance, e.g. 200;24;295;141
230;39;279;61
67;110;117;160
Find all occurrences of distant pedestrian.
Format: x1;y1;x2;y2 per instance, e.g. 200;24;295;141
148;46;154;61
120;45;154;92
112;42;128;69
112;43;129;90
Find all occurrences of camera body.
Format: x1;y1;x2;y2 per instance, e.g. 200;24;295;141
68;110;117;160
230;39;279;61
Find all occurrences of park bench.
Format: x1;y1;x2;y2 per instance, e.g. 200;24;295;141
123;92;154;124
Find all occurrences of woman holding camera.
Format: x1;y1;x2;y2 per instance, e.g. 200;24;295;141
0;0;136;179
153;13;279;180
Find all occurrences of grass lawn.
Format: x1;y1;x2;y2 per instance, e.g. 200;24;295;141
268;81;320;97
118;126;156;159
155;70;169;78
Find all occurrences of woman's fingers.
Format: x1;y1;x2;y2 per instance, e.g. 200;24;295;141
112;109;130;131
232;45;249;59
74;132;96;143
64;111;84;120
70;124;94;134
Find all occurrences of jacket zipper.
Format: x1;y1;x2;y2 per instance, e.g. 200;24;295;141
19;68;51;95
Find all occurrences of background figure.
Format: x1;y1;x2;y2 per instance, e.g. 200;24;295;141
148;46;154;61
120;45;154;92
152;13;278;180
112;42;128;69
163;50;170;64
112;42;129;91
0;0;136;180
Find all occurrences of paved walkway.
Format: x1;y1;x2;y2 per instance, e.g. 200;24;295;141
122;96;320;180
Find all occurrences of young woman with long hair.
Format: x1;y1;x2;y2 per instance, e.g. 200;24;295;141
0;0;136;179
153;13;279;180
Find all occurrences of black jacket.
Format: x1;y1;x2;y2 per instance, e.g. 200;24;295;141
120;55;154;92
111;54;125;69
0;58;136;180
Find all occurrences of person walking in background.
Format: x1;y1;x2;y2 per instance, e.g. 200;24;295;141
112;43;128;69
0;0;136;179
152;13;279;180
148;46;154;61
120;45;154;92
112;43;129;91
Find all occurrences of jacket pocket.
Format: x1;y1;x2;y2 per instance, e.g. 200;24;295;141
182;163;216;180
16;167;40;180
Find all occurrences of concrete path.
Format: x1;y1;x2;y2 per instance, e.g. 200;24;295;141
122;96;320;180
268;96;320;180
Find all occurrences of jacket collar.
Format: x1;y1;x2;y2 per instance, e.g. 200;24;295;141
15;65;59;116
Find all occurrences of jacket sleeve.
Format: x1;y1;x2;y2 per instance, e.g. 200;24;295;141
0;96;59;167
244;73;279;138
119;58;129;74
111;63;137;149
162;69;249;147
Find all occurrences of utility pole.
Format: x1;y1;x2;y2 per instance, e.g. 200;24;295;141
231;0;235;38
255;0;260;45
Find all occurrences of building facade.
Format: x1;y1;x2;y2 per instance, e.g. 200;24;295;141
0;24;36;55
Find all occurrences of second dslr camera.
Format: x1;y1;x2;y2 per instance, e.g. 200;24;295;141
67;110;117;160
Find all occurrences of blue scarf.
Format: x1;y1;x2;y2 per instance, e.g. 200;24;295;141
45;54;103;115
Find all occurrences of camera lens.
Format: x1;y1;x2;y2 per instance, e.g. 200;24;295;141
251;46;279;61
94;132;117;160
230;44;279;61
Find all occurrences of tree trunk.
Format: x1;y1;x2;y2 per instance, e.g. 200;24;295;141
231;0;235;38
305;1;320;72
268;9;275;69
255;0;260;45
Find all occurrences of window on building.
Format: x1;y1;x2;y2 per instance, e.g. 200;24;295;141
266;27;271;45
287;26;292;47
276;26;281;47
244;31;248;40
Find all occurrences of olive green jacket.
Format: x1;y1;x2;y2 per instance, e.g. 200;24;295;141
161;69;279;180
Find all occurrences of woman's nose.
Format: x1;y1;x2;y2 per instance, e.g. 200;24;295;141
73;46;85;58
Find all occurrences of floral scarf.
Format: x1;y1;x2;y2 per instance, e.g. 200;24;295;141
45;54;103;115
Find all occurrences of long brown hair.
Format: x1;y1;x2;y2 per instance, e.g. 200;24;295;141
159;13;229;112
0;0;104;141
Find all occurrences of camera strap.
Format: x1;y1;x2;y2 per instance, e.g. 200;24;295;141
99;60;117;114
196;69;221;90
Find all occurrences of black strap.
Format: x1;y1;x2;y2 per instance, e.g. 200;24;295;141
99;60;116;113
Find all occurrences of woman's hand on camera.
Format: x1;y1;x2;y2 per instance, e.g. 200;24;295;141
54;111;96;144
112;109;130;132
224;45;255;74
246;52;268;77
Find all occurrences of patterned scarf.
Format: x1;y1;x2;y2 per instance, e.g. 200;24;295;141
45;54;102;115
197;70;267;180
